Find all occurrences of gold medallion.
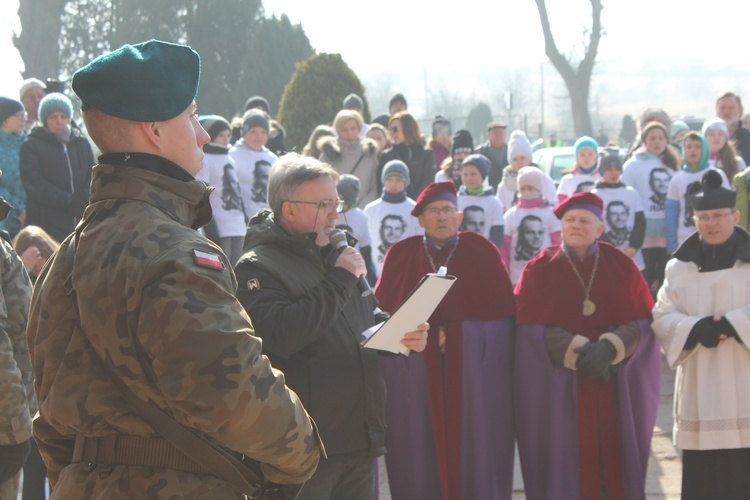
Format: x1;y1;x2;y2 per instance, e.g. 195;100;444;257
583;299;596;316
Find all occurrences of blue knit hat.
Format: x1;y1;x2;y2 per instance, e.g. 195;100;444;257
342;93;364;110
39;93;73;125
0;97;24;125
461;153;491;180
198;115;231;141
72;39;200;122
671;119;690;140
574;136;598;157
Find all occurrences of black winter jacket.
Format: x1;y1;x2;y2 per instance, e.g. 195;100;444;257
19;125;94;242
235;210;385;458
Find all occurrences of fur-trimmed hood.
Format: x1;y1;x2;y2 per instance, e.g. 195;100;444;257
317;135;377;161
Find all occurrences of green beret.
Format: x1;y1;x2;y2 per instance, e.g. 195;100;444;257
72;39;200;122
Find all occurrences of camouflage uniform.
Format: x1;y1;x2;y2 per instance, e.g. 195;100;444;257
0;232;33;498
27;157;320;499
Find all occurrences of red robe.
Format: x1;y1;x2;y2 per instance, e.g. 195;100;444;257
515;242;655;500
375;232;515;500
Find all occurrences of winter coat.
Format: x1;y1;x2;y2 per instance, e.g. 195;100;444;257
319;136;380;207
19;125;94;242
378;142;436;200
0;131;27;237
235;209;386;458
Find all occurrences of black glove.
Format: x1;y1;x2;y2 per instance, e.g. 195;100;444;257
260;481;304;500
574;340;617;381
68;190;89;215
0;439;31;483
685;317;722;349
713;317;738;340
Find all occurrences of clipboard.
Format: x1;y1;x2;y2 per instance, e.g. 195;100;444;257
362;274;457;355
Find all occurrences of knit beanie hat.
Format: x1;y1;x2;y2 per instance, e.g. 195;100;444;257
432;115;451;137
39;93;73;125
701;117;730;140
244;95;270;114
0;97;24;125
641;121;669;143
337;174;361;208
598;152;623;175
507;130;532;162
19;78;45;100
517;166;544;193
574;136;598;157
342;93;364;110
199;115;231;141
671;119;690;140
382;159;410;187
461;154;490;180
452;129;474;156
242;109;270;135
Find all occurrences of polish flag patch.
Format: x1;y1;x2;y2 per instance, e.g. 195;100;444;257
193;249;225;270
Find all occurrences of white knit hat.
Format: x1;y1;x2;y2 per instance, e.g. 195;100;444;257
507;130;533;163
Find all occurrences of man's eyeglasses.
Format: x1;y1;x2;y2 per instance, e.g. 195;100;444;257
694;211;734;224
286;199;345;213
423;206;458;217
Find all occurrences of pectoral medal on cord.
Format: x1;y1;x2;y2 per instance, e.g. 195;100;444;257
563;248;599;317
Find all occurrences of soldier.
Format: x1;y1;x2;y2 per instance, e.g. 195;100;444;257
26;40;321;499
0;198;34;499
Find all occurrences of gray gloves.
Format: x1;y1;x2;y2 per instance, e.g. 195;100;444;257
574;339;617;382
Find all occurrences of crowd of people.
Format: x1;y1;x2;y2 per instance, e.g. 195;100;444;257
3;38;750;500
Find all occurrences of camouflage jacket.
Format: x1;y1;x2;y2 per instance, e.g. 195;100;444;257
0;234;33;445
27;154;320;499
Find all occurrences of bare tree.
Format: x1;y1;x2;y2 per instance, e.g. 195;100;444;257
534;0;602;137
15;0;70;79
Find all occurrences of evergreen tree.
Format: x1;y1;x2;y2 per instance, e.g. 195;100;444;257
278;53;369;152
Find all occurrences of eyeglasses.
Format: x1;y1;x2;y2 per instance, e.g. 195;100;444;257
694;211;734;223
389;126;401;133
286;199;345;213
423;206;458;217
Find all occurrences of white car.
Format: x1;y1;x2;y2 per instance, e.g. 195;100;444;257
532;147;576;185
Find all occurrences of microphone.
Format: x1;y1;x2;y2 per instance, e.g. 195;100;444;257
329;229;373;297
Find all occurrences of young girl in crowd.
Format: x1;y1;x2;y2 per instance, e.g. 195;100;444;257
666;131;730;254
496;130;556;212
435;129;473;187
365;123;391;161
592;153;646;271
702;117;746;180
556;136;601;203
456;154;504;248
501;166;560;284
621;121;681;294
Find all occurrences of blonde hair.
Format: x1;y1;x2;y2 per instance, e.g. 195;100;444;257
332;109;363;135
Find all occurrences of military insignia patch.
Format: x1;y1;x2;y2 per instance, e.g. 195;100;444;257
193;249;225;270
247;278;260;290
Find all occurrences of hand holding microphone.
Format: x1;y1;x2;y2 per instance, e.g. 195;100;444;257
329;229;372;297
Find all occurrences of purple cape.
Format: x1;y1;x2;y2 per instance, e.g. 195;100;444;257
380;318;515;500
513;319;662;500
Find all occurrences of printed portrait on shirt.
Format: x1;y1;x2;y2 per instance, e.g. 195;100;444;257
251;160;272;203
379;214;406;257
574;181;596;194
601;200;631;247
515;214;546;261
648;167;670;212
683;187;695;228
459;205;485;233
221;163;244;212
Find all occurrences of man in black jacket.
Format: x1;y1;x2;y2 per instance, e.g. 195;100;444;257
235;153;428;500
716;91;750;166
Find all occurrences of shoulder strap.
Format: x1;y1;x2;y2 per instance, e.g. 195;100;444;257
349;154;365;176
64;231;264;498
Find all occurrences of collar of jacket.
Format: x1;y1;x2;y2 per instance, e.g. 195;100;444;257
673;227;750;272
593;180;626;189
90;154;213;230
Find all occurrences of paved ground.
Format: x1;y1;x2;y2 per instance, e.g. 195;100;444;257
378;358;682;499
